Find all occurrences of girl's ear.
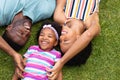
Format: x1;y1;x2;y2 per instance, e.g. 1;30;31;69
54;40;58;47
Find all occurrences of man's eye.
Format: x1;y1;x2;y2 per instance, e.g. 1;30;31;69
21;32;24;35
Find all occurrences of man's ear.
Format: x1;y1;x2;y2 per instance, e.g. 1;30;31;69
6;25;12;31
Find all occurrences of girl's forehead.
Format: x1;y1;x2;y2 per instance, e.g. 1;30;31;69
42;27;54;31
41;28;50;32
41;28;55;34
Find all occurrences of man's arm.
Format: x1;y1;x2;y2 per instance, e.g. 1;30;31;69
0;36;24;77
0;36;17;56
53;0;67;25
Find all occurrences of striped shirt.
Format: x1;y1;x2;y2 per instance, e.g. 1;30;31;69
22;45;61;80
65;0;100;21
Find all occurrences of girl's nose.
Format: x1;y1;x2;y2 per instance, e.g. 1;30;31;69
42;35;48;40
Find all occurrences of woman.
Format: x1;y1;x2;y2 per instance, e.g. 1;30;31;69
47;0;101;79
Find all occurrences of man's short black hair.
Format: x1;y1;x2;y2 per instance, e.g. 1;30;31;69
2;32;23;51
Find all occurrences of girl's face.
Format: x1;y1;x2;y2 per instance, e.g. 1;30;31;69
38;28;58;51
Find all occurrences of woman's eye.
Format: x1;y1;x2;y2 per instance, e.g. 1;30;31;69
66;23;71;28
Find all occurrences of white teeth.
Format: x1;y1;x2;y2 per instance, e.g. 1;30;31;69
41;41;48;45
61;31;67;34
42;41;47;44
24;25;30;29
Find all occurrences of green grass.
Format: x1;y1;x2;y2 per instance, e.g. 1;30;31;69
0;0;120;80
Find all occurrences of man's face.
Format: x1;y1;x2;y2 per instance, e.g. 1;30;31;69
6;19;32;46
60;19;84;53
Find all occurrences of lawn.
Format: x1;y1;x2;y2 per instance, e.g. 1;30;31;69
0;0;120;80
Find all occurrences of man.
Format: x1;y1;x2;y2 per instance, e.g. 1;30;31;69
0;0;56;78
0;0;56;51
0;36;24;77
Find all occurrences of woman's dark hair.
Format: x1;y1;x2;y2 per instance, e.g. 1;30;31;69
64;42;92;66
36;20;62;47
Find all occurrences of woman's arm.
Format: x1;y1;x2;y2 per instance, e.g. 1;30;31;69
47;12;101;80
53;0;66;25
56;71;62;80
60;12;101;64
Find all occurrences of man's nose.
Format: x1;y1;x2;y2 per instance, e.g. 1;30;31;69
23;29;31;37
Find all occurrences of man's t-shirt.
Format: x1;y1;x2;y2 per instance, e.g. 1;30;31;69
0;0;55;26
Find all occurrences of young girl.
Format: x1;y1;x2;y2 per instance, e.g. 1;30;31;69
12;21;62;80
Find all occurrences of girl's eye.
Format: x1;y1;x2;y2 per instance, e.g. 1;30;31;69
48;35;53;38
40;33;44;36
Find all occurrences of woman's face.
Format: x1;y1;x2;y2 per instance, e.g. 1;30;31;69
60;19;84;53
6;19;31;46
